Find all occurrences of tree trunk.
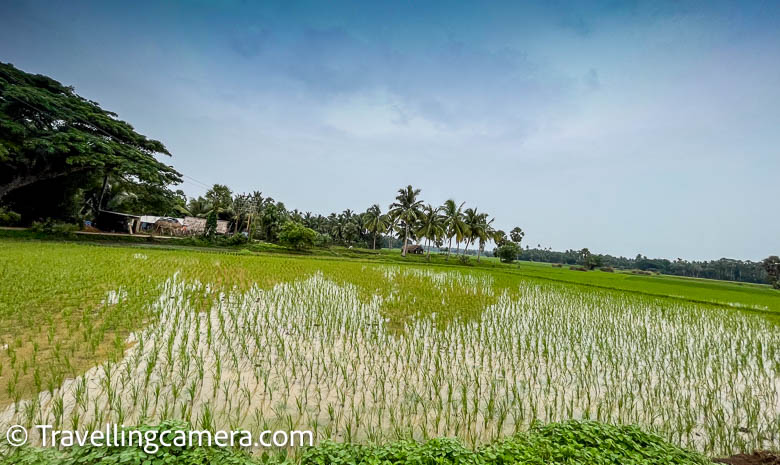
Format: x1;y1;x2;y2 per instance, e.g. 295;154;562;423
98;173;110;212
477;245;481;262
373;233;377;250
426;237;431;260
446;236;453;260
402;223;409;257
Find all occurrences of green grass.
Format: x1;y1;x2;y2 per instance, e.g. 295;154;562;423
2;228;779;320
510;261;780;319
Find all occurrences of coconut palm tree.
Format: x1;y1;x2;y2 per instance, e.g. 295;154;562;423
363;204;389;249
461;207;484;257
441;199;469;260
388;185;424;257
187;196;212;218
476;215;497;262
416;204;444;260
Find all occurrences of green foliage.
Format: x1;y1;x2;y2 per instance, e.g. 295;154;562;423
0;208;21;226
206;184;233;216
29;219;79;236
480;421;710;465
278;221;317;250
519;249;769;285
0;62;180;218
389;185;424;256
205;211;218;239
496;242;521;263
1;420;709;465
226;232;250;246
762;256;780;289
300;421;708;465
314;232;332;247
509;227;524;245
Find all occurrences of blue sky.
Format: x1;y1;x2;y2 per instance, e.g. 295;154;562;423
2;0;778;260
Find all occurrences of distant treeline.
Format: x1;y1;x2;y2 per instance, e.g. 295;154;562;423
518;248;768;284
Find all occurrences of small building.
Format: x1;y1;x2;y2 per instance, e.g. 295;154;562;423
183;216;229;235
138;215;162;233
402;244;424;254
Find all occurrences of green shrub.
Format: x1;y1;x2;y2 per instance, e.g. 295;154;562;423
226;233;250;246
278;221;317;250
495;243;521;263
0;208;22;226
29;219;79;236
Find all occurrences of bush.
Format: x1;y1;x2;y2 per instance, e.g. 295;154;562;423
495;242;521;263
30;219;80;236
278;221;317;250
204;210;218;239
551;263;563;268
226;232;249;246
314;232;332;247
599;266;615;272
0;208;21;226
569;265;588;271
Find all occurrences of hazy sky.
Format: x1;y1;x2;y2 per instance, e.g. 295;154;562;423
2;0;778;260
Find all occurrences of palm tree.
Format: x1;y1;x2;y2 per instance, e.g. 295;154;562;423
388;185;424;257
187;196;212;218
416;204;444;260
441;199;468;260
461;207;485;257
363;204;389;249
476;215;497;262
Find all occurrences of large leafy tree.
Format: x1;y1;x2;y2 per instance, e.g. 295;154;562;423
0;62;180;216
763;256;780;289
388;185;423;257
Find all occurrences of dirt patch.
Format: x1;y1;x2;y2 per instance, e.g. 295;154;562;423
715;451;780;465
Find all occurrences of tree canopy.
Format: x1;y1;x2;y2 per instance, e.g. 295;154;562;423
0;62;180;218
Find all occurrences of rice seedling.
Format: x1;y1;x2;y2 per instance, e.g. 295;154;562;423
0;241;778;457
